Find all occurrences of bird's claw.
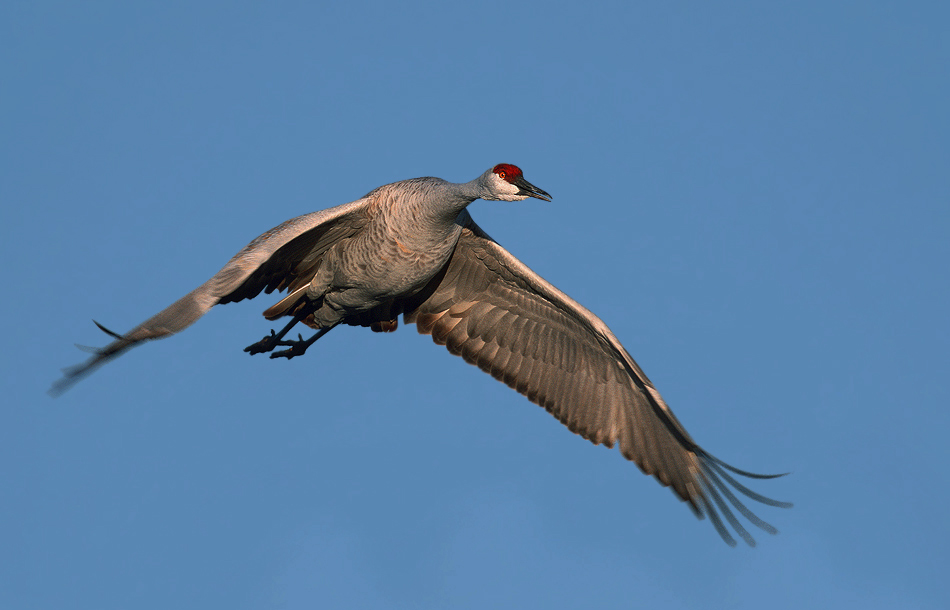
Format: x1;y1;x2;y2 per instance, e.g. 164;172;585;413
244;329;280;355
270;334;310;360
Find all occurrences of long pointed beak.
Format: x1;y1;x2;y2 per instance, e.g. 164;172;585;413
514;176;552;202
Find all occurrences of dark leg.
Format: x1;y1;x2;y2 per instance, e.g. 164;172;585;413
270;322;340;360
244;310;311;355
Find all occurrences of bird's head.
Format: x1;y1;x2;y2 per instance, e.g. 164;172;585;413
481;163;552;202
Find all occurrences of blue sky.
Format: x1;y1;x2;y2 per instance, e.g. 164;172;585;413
2;1;948;608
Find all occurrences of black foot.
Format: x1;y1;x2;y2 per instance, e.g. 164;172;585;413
244;330;282;355
270;334;312;360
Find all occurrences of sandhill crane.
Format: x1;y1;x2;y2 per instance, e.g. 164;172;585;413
52;163;790;545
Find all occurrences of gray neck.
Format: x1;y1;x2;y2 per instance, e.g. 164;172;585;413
424;176;487;225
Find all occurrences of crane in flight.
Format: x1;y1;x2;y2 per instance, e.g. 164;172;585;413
52;163;790;545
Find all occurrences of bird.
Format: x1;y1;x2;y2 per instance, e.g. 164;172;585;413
52;163;790;545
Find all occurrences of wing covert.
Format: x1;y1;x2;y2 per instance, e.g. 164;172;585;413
214;198;370;303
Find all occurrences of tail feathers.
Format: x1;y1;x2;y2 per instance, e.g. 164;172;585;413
370;319;399;332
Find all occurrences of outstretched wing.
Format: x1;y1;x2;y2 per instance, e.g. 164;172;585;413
51;198;372;395
403;210;790;546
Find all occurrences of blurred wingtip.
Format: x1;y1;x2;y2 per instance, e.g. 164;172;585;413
50;331;138;398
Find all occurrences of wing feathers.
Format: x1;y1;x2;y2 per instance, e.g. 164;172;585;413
50;286;217;396
53;199;371;395
217;202;369;305
404;210;789;545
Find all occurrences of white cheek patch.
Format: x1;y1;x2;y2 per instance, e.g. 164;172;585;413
494;175;521;199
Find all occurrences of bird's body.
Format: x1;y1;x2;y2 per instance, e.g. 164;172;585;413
290;178;473;328
53;163;790;546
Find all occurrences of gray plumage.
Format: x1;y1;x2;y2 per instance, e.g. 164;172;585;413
52;164;790;546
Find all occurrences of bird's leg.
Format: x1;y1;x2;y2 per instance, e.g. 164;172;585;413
244;309;312;355
270;322;340;360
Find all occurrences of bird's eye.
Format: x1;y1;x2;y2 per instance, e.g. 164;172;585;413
498;171;506;179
